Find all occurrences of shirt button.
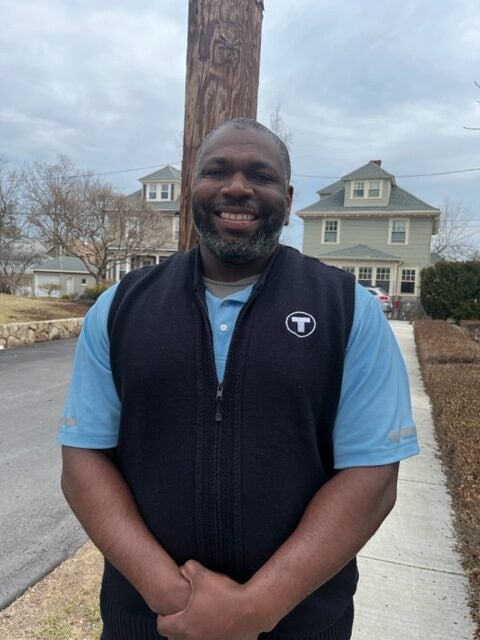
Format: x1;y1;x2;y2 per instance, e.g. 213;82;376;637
220;323;228;332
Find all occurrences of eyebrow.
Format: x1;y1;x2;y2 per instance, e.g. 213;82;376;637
202;157;279;174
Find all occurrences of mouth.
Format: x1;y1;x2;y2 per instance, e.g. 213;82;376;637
218;211;257;222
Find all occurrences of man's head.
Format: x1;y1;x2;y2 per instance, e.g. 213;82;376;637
192;118;293;267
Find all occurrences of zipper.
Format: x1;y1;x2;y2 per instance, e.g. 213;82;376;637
215;383;223;422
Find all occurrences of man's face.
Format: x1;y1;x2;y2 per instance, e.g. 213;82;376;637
192;126;293;265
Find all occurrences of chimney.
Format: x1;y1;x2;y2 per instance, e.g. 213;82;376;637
370;160;382;167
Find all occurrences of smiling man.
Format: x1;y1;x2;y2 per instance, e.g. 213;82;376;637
59;118;419;640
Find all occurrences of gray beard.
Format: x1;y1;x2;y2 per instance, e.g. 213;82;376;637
194;222;283;264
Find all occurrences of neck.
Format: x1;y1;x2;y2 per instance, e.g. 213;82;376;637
198;242;277;282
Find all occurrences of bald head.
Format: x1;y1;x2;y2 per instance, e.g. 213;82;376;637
196;117;291;185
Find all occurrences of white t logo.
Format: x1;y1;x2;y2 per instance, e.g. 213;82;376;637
285;312;316;338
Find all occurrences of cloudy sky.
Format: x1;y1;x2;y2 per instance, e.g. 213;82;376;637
2;0;480;248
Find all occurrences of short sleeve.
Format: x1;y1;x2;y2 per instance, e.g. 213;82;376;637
333;284;420;469
57;284;121;449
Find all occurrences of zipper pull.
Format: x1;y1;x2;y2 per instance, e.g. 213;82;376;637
215;383;223;422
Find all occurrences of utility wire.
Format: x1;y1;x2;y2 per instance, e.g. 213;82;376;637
4;163;480;185
292;166;480;179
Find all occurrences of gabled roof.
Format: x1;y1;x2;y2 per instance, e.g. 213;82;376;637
139;165;181;182
342;162;396;183
298;184;440;216
32;256;93;273
321;244;400;260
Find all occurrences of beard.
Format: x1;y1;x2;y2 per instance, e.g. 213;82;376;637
192;201;287;265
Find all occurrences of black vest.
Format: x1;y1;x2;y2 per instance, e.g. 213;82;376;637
102;245;357;640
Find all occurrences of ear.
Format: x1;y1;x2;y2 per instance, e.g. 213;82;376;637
284;185;294;226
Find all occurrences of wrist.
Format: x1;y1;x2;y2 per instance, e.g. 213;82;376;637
240;582;283;634
142;570;191;615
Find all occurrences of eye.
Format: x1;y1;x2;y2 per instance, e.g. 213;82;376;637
252;173;276;183
202;167;226;178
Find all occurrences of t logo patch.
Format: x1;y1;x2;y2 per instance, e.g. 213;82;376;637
285;312;317;338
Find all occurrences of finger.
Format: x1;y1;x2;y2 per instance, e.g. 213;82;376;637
157;611;185;636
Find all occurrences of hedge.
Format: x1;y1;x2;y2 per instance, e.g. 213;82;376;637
414;320;480;636
420;261;480;323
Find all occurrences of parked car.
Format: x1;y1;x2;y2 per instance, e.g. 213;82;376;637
363;286;392;313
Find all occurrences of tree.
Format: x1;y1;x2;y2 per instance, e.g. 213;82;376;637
0;157;44;293
464;80;480;131
22;157;161;285
431;198;477;261
269;103;293;150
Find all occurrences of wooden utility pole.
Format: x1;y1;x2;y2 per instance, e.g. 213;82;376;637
178;0;264;251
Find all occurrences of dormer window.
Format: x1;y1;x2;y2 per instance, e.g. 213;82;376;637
353;182;365;198
351;180;382;199
146;183;175;201
161;183;173;200
368;180;381;198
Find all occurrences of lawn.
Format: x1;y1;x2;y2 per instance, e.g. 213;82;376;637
0;294;91;324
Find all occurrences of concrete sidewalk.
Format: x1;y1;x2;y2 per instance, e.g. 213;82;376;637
352;321;475;639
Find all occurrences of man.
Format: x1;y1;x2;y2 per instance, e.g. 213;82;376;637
59;118;419;640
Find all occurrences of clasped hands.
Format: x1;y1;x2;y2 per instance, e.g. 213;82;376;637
157;560;270;640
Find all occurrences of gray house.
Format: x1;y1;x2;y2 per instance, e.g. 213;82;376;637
32;256;95;297
297;161;440;298
110;165;181;281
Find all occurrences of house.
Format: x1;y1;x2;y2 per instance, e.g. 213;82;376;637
297;161;440;298
110;165;181;281
32;256;95;297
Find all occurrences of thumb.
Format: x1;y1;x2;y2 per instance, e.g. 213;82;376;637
180;559;206;581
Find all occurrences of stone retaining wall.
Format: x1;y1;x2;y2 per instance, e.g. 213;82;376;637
0;317;84;348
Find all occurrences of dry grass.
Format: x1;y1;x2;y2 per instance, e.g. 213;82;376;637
0;542;103;640
0;294;90;324
415;320;480;639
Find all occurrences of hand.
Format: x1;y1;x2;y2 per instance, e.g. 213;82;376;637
157;560;265;640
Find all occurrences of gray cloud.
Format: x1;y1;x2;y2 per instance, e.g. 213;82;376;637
1;0;479;247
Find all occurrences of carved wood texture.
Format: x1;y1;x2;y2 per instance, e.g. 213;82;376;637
179;0;264;251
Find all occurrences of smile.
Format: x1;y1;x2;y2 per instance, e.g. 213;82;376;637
219;211;257;221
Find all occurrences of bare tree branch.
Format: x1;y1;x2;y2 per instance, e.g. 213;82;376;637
431;198;478;261
22;157;164;285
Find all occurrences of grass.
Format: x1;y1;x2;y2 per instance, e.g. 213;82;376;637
0;542;103;640
414;319;480;639
0;293;90;324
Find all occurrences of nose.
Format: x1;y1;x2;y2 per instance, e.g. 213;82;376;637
220;172;254;197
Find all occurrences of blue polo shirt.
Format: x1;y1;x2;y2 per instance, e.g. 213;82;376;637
58;281;419;469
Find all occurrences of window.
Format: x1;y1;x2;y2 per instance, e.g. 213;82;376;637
172;216;179;243
148;184;157;200
368;180;381;197
81;278;87;285
358;266;372;286
341;266;355;274
375;267;390;292
351;180;383;199
401;269;416;294
352;181;365;198
390;219;408;244
323;219;339;243
161;183;173;200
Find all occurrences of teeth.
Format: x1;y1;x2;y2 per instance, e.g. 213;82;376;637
220;212;255;221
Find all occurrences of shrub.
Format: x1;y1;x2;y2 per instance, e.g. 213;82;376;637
61;294;71;300
421;261;480;323
81;282;112;301
414;320;480;633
